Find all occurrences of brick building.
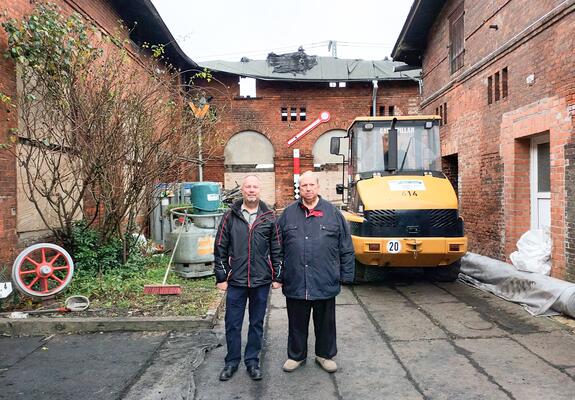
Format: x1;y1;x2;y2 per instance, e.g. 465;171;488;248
0;0;196;266
199;54;421;208
392;0;575;279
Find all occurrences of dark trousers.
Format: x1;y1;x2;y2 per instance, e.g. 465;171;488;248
224;284;270;368
286;297;337;361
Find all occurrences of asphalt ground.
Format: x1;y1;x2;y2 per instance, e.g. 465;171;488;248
2;274;575;399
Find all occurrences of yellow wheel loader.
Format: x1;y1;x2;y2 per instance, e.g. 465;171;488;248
330;116;467;282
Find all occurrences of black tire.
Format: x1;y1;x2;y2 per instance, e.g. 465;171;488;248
354;260;388;283
424;260;461;282
353;261;367;283
364;266;388;282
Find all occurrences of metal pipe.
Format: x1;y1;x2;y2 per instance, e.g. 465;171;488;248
371;80;378;116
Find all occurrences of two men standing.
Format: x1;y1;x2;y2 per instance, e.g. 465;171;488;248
214;171;354;381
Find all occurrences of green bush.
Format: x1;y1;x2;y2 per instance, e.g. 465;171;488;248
70;221;127;276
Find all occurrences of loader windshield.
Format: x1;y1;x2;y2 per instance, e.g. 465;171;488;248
353;120;441;175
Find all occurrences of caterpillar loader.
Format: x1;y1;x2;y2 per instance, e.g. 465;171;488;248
330;116;467;281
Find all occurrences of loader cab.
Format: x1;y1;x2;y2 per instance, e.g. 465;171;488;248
331;116;443;204
351;117;441;177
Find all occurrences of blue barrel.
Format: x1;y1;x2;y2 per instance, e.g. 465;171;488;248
191;182;221;214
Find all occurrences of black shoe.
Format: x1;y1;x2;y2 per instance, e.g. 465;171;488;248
219;365;238;381
247;365;263;381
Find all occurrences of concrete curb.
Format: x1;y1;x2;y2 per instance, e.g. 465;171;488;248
0;290;226;336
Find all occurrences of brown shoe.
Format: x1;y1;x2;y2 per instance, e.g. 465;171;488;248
315;356;337;373
282;359;306;372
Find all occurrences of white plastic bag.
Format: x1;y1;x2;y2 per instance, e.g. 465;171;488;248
509;229;551;275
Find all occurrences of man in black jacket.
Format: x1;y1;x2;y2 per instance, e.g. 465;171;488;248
213;175;282;381
277;171;355;373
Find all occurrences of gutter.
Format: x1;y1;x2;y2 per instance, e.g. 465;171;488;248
371;80;379;116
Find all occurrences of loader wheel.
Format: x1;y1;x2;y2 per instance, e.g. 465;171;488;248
354;261;388;283
424;260;461;282
353;261;367;283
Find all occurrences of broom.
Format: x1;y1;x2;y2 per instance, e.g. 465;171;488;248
144;220;184;295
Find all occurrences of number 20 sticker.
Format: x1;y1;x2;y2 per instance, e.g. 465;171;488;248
387;240;401;253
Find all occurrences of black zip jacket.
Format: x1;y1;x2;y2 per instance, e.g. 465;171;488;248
277;197;355;300
213;200;282;287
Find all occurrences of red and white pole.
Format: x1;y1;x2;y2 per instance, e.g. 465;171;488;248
293;149;300;199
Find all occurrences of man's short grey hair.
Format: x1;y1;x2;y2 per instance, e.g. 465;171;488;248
299;171;319;184
242;175;261;186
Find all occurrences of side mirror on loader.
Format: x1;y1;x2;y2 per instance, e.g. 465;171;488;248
330;137;340;155
336;184;344;195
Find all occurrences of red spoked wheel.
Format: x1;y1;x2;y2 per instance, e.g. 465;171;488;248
12;243;74;297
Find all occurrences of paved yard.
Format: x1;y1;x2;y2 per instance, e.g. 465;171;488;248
194;277;575;400
2;276;574;400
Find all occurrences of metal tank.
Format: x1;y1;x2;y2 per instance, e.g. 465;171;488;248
164;183;223;278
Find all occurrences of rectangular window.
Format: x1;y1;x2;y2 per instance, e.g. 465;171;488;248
439;104;444;125
487;76;493;104
449;2;465;74
299;107;306;121
502;67;508;98
494;71;500;101
290;107;297;121
388;105;395;116
281;107;288;121
537;142;550;192
239;77;256;98
443;102;448;124
379;106;385;116
329;82;337;88
338;82;346;88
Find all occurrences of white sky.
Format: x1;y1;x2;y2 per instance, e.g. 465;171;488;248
150;0;414;62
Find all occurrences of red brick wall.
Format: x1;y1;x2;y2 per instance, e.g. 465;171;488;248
0;0;157;266
202;75;421;208
420;0;575;278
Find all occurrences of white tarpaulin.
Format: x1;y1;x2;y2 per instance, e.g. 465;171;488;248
460;252;575;317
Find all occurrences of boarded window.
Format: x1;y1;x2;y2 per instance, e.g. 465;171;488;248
502;67;508;98
487;76;493;104
449;2;465;74
388;105;395;116
494;72;500;101
439;104;444;125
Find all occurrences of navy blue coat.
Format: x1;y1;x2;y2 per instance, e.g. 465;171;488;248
277;197;355;300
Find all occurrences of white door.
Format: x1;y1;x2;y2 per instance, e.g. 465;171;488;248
530;135;550;230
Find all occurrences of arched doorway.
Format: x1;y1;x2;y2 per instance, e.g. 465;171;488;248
224;130;276;206
312;129;348;202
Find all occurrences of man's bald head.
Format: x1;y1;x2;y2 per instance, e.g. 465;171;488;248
299;171;319;185
299;171;320;206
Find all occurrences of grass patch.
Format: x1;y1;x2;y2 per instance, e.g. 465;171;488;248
2;255;221;318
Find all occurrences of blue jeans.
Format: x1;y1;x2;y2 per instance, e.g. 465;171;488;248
224;284;270;368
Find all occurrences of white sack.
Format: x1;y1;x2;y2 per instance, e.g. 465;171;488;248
509;229;551;275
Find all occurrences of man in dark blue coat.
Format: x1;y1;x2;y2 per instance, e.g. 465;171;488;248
277;171;355;373
213;175;282;381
